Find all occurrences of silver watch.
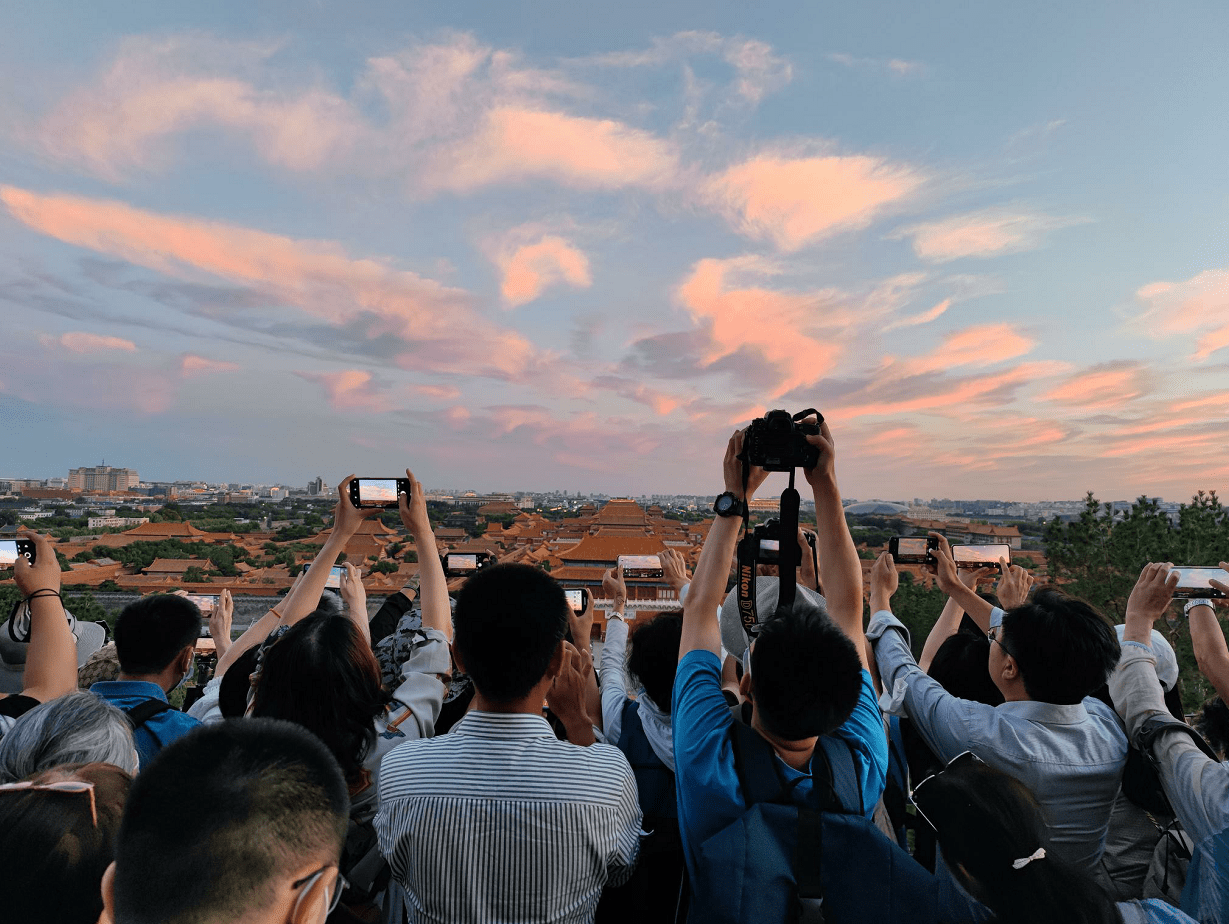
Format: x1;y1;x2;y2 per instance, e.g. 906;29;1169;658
1184;598;1214;617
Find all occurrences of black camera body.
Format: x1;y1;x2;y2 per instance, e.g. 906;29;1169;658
742;409;823;472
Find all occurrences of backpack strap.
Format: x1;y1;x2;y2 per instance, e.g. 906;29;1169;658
124;698;173;748
730;717;791;806
1137;714;1219;763
815;735;862;816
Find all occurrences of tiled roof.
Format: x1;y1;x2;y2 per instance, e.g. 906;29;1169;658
125;521;210;538
560;536;669;564
145;558;210;573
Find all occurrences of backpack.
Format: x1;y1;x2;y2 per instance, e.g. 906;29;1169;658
688;719;945;924
123;698;173;749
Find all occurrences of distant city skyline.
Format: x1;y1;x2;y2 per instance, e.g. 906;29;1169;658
2;3;1226;502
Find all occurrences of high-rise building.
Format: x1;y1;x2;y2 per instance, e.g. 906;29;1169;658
68;466;139;492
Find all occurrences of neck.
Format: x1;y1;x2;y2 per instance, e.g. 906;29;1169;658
118;671;172;693
750;706;817;771
472;679;553;717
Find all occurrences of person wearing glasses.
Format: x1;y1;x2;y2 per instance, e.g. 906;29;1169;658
98;719;351;924
867;548;1127;880
914;752;1198;924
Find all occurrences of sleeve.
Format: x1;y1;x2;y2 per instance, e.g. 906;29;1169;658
1109;645;1229;844
604;749;645;887
600;616;631;745
830;670;889;815
867;609;994;764
386;629;451;740
186;676;224;724
671;650;745;846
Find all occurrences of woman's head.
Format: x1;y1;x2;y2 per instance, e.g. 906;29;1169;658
249;614;386;781
0;691;137;781
915;755;1119;924
0;761;132;924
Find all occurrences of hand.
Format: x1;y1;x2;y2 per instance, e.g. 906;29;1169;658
958;566;995;590
397;468;432;539
333;475;379;539
339;562;367;616
801;415;837;488
567;591;595;651
870;551;899;601
798;528;819;591
545;641;589;725
926;531;954;575
1126;562;1179;623
659;549;689;593
995;561;1034;610
931;546;964;597
602;565;628;613
1209;562;1229;599
210;589;233;657
12;530;60;595
723;429;769;501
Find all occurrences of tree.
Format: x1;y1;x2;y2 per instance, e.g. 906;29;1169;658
370;560;399;574
182;566;208;584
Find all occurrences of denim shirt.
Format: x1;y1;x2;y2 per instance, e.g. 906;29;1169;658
868;610;1127;877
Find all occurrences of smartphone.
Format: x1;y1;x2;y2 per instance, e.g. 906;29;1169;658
952;544;1011;568
445;553;479;574
565;588;589;615
184;593;218;615
324;565;346;589
348;478;412;509
1171;567;1229;600
889;536;939;565
0;538;36;567
619;555;664;580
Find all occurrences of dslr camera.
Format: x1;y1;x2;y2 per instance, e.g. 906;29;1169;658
742;409;823;472
750;517;817;567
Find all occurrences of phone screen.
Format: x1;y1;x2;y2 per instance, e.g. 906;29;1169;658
1174;568;1228;590
449;554;479;571
619;555;664;578
565;589;586;612
952;545;1011;565
325;566;345;589
896;538;929;556
358;479;398;505
185;594;217;615
0;540;18;566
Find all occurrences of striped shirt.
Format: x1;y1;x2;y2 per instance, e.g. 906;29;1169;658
376;711;643;924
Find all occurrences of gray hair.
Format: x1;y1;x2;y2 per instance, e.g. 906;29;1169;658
0;691;137;781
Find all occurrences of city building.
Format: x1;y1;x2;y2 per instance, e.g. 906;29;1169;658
68;466;139;492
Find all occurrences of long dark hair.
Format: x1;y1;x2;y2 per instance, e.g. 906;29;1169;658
920;759;1121;924
250;614;387;783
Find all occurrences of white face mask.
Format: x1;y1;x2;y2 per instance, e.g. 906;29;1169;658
170;655;196;693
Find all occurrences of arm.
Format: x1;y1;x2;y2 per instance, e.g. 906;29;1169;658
398;468;451;642
546;642;597;746
680;430;768;659
1190;564;1229;700
566;585;601;730
11;530;77;703
600;567;631;741
931;547;995;632
918;535;993;671
339;563;370;645
209;588;233;660
214;570;303;678
802;417;867;670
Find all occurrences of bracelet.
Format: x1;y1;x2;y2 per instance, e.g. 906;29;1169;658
24;590;62;602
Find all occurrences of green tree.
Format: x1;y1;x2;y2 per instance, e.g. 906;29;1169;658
370;560;399;574
182;566;208;583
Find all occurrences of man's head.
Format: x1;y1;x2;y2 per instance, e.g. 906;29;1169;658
747;593;863;741
995;587;1120;705
103;719;349;924
627;614;683;712
114;594;202;687
453;563;568;703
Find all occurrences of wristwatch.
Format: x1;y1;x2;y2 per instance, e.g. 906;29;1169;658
713;492;747;518
1184;598;1214;617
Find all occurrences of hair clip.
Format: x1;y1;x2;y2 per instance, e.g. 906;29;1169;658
1012;847;1046;870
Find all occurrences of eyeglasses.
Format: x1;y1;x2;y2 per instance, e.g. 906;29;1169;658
291;865;349;919
987;624;1014;658
0;779;97;827
910;750;984;834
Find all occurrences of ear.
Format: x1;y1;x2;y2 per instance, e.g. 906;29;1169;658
545;639;566;681
98;861;117;924
739;669;754;701
1001;653;1020;682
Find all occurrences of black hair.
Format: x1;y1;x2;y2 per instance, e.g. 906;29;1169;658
1193;695;1229;761
929;631;1004;706
113;719;349;924
250;614;387;783
918;758;1121;924
750;600;863;740
114;594;202;675
627;614;683;712
218;645;260;719
0;762;131;924
453;563;568;703
1000;587;1119;705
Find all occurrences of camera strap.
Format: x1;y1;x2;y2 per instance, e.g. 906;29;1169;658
736;456;759;639
737;471;803;640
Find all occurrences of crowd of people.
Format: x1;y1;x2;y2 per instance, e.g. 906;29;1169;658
1;421;1227;924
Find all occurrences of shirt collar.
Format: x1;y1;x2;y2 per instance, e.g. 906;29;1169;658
454;711;557;738
997;699;1090;725
90;680;168;701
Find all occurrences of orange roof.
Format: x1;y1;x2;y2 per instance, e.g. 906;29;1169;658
145;558;210;573
561;535;669;565
125;521;210;538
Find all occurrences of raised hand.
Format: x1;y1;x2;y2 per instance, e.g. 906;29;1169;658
210;588;234;658
1126;562;1179;623
995;561;1035;610
724;429;769;501
659;549;689;594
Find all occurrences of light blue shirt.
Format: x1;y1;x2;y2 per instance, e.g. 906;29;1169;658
867;609;1127;877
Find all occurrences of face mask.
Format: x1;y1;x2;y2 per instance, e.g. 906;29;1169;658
170;655;196;694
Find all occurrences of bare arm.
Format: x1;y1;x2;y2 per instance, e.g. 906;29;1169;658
11;531;77;703
339;563;370;646
397;468;451;641
918;538;993;671
931;547;995;632
1191;565;1229;700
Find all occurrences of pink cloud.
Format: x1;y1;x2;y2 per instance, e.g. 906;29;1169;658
298;370;390;412
181;354;240;376
428;107;677;193
706;151;920;251
1134;269;1229;361
831;362;1068;419
498;235;592;306
886;323;1036;377
1041;362;1151;410
884;298;951;331
0;185;545;381
57;331;138;354
893;208;1088;262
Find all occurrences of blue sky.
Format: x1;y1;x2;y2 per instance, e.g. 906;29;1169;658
1;1;1226;501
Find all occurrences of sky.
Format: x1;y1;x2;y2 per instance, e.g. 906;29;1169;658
1;1;1227;502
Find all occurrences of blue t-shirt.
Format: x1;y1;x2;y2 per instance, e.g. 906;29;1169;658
91;680;201;769
671;649;888;886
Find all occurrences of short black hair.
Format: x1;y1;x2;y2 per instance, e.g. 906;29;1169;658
453;563;568;703
627;614;683;712
113;719;349;924
751;600;863;740
929;631;1004;706
114;594;202;675
1001;587;1120;705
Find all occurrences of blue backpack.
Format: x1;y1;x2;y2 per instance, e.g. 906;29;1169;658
688;719;946;924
